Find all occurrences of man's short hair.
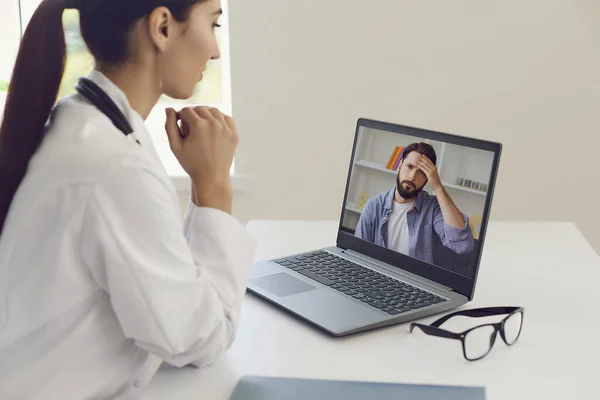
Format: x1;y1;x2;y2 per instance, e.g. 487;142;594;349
401;142;437;165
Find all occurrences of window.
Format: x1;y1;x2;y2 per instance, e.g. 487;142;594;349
0;1;21;115
2;1;233;179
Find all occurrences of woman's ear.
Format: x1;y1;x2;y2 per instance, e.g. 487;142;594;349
147;7;172;52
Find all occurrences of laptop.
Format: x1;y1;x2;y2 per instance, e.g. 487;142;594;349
229;376;486;400
247;118;502;336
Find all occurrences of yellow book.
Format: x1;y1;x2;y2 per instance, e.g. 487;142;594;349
386;146;400;169
358;192;369;210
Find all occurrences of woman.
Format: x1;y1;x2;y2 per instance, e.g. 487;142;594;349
0;0;256;398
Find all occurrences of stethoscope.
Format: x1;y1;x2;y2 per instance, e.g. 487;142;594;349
74;77;141;145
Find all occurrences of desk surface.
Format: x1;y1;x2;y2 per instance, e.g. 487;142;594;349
144;221;600;400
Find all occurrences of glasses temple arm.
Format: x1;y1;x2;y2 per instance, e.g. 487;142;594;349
410;323;461;340
430;307;523;328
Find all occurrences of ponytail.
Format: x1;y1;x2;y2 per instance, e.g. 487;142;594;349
0;0;205;236
0;0;68;235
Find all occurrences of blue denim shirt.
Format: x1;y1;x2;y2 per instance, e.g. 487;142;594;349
354;188;474;264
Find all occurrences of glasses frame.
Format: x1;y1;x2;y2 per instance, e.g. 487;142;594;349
409;306;525;361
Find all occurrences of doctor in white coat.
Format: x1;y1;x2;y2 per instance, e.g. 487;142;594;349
0;0;256;398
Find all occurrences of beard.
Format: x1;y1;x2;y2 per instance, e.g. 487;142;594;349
396;175;423;200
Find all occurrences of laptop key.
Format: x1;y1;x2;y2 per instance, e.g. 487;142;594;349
297;270;335;286
378;290;401;297
364;291;384;300
371;302;387;309
386;309;405;315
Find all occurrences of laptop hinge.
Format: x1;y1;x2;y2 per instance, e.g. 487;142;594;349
341;249;454;293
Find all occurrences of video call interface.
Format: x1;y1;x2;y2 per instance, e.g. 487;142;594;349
341;126;495;278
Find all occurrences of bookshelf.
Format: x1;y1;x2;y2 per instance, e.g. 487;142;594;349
441;182;487;197
343;127;495;238
346;181;487;217
345;202;362;214
354;160;398;176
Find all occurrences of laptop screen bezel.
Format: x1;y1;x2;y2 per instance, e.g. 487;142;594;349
335;118;502;300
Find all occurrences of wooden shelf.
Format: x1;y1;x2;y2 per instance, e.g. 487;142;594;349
345;202;363;214
441;182;487;196
354;160;397;175
353;159;486;197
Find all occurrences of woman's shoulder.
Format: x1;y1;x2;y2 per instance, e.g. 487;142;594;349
48;95;134;147
27;95;163;190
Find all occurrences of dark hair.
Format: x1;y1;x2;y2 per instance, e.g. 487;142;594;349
0;0;204;236
401;142;437;165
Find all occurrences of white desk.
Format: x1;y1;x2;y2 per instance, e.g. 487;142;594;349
144;221;600;399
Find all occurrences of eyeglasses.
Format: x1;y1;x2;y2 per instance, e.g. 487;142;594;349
409;306;524;361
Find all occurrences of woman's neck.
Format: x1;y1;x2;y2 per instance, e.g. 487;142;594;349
97;63;161;120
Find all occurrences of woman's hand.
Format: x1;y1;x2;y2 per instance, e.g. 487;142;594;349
165;106;238;214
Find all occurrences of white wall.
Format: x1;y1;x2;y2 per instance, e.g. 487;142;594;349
226;0;600;253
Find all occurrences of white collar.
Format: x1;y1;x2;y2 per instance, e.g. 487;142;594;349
84;70;151;146
86;70;145;129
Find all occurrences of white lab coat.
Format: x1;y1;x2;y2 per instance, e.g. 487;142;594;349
0;71;256;399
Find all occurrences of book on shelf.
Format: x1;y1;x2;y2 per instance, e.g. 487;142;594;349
385;145;404;171
357;192;369;210
392;147;404;170
385;146;399;169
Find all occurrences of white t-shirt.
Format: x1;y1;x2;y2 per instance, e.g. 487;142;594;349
386;200;414;255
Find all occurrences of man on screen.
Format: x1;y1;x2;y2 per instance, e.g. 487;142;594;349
355;142;474;264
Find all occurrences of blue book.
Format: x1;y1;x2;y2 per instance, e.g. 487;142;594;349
230;376;485;400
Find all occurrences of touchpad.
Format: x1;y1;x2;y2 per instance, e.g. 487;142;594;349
251;273;317;297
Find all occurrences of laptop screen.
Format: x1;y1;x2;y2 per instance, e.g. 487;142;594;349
340;123;496;279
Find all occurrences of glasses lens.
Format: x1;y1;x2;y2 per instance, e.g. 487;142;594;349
464;325;496;360
503;311;523;344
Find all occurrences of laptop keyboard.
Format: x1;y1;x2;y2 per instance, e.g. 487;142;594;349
274;250;446;316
